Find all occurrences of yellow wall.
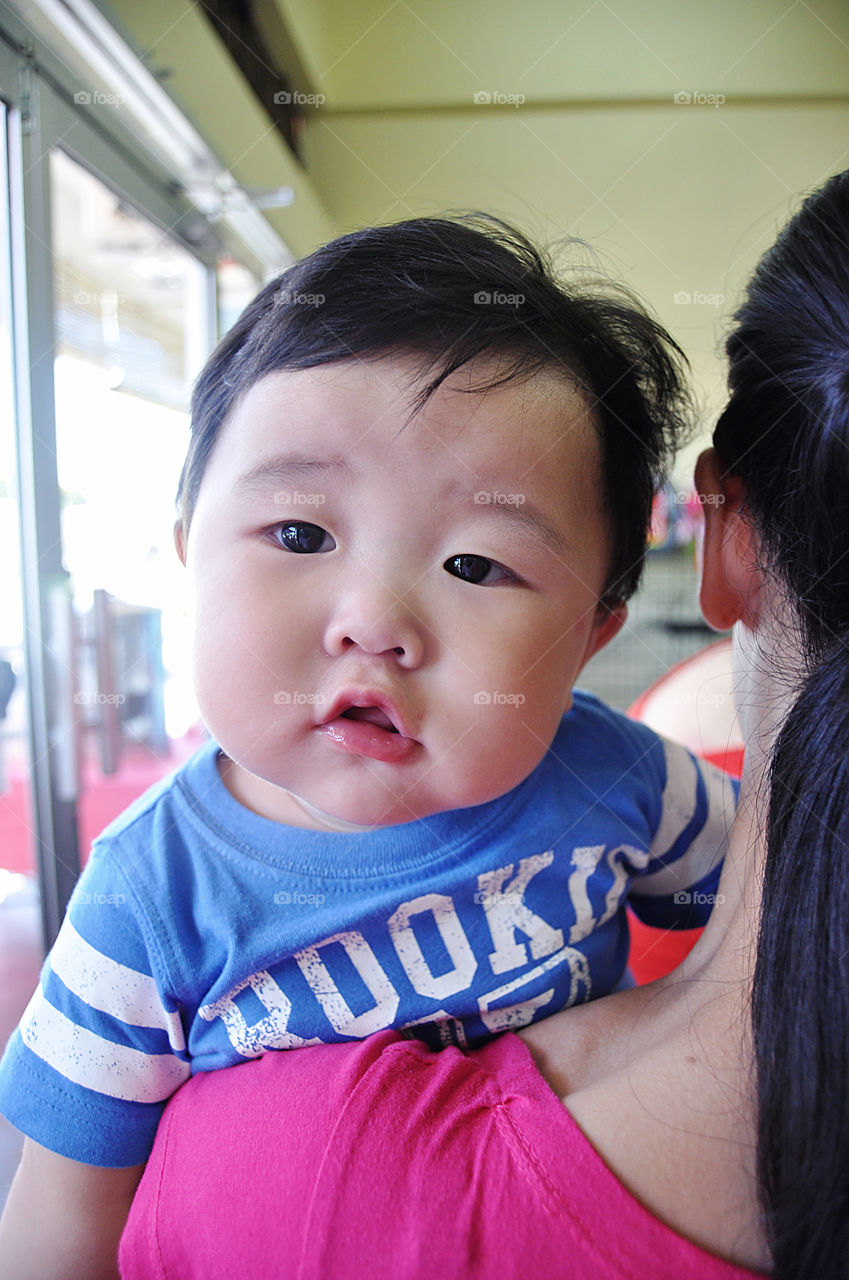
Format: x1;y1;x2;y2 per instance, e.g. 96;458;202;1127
289;0;849;105
103;0;849;461
274;0;849;454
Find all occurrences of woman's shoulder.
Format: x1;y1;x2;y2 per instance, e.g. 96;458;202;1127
519;987;769;1275
120;1028;766;1280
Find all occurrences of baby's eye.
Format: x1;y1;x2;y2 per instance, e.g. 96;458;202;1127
443;554;516;586
270;522;336;554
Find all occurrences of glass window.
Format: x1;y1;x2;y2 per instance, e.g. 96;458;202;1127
46;148;208;866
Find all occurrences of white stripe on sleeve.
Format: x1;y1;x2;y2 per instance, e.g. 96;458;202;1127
648;740;698;862
637;749;735;897
19;985;190;1103
50;917;186;1053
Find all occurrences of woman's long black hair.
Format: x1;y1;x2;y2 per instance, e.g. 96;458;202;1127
713;169;849;1278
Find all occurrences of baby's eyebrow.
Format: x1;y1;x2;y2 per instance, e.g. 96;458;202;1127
445;481;572;557
234;456;570;556
234;453;353;492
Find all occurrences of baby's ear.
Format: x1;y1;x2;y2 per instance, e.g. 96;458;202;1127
583;600;627;665
174;519;187;566
696;448;762;631
563;601;627;715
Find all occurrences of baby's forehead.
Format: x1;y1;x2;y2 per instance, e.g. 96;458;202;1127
183;358;613;578
240;353;591;419
228;358;597;456
209;360;602;528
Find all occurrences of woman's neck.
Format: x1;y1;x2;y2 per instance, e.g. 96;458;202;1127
520;610;804;1273
676;604;805;993
520;772;772;1270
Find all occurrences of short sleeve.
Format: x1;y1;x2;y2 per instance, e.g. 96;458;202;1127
629;738;737;929
0;847;190;1167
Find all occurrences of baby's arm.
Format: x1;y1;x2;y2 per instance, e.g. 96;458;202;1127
0;1137;144;1280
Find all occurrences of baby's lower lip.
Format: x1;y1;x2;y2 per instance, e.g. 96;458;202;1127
318;716;419;763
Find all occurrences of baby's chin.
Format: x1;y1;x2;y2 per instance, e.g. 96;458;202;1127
285;791;442;832
293;786;517;834
221;751;523;831
223;762;437;831
292;764;533;831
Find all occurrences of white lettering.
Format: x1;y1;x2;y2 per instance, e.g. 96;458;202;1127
567;845;605;943
568;843;650;942
388;892;477;999
295;930;399;1036
478;944;591;1032
597;845;650;929
479;990;555;1034
477;851;564;974
198;970;320;1056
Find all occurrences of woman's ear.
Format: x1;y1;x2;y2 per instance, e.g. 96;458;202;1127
174;519;187;566
695;447;762;631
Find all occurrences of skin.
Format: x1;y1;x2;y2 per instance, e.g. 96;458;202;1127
520;449;773;1273
0;1143;144;1279
176;355;625;830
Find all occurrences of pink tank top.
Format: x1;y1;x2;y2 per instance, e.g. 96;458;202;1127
119;1030;764;1279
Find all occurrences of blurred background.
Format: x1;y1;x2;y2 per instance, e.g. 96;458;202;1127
0;0;847;942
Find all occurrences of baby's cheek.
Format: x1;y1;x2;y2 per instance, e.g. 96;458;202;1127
477;699;551;778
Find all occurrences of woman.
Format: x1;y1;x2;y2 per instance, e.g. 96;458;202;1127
119;171;849;1279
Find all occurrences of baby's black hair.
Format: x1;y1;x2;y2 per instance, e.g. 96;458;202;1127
179;215;692;605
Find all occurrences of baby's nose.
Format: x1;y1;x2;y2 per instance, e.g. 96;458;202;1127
322;583;425;668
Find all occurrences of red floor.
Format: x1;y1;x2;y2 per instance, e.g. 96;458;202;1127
0;731;204;876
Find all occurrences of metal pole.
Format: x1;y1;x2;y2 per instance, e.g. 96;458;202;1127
8;59;80;950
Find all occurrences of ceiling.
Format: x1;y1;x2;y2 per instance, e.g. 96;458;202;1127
98;0;849;450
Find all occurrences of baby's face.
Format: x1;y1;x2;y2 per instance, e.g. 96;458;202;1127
180;355;622;830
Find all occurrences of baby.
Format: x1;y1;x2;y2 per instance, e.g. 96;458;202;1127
0;216;734;1273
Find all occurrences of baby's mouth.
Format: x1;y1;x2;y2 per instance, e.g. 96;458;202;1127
319;695;418;763
339;706;399;734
